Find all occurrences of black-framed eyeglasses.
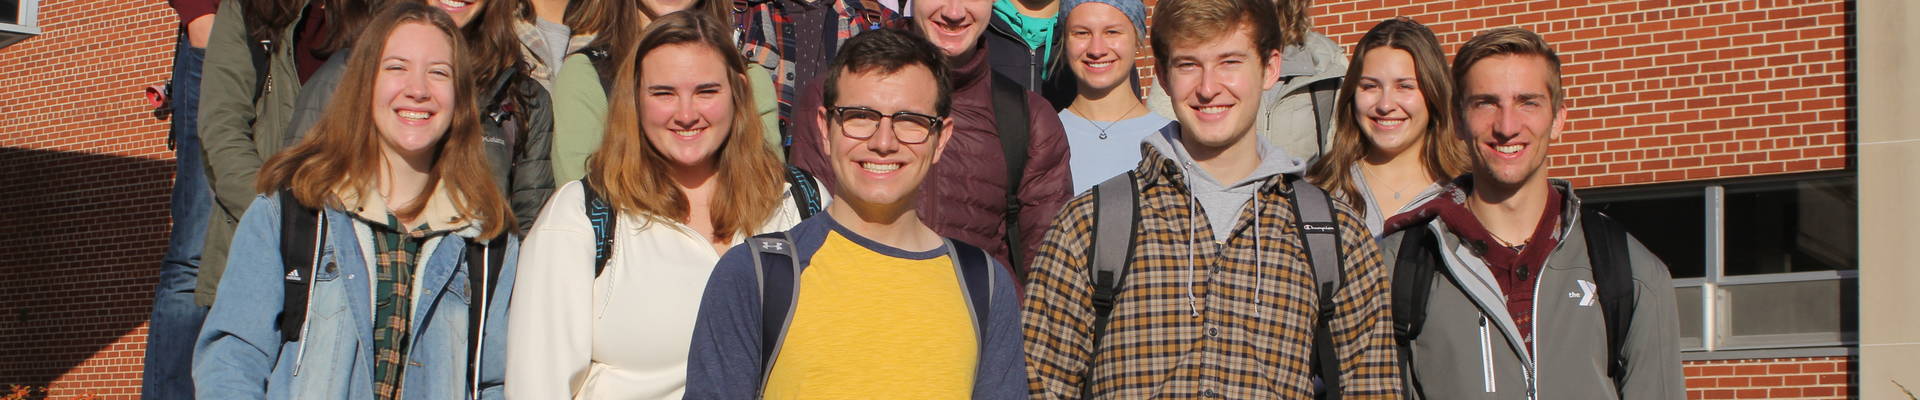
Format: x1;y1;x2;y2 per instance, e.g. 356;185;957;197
828;106;944;145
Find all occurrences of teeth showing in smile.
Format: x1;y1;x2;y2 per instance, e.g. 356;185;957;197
1086;62;1113;69
398;110;431;121
439;0;471;7
1495;144;1523;154
1375;119;1403;127
1196;105;1230;115
671;129;700;138
861;162;900;173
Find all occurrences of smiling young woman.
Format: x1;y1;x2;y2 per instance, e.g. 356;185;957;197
1304;17;1469;236
505;11;819;399
196;4;518;399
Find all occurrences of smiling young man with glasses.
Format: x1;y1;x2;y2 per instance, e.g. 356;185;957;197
685;28;1029;399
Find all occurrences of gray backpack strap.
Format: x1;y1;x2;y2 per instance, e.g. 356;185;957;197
1309;78;1341;155
1288;174;1345;398
1090;171;1138;291
748;232;801;396
1290;176;1342;289
1083;171;1139;397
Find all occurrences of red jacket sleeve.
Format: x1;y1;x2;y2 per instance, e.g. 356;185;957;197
1014;91;1073;272
787;77;837;193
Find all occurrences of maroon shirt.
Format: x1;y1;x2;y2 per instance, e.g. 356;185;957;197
169;0;218;27
1386;180;1564;350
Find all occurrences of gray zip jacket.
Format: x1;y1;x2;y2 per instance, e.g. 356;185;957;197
1377;181;1684;399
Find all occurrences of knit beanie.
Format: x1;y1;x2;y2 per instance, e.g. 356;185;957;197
1059;0;1148;38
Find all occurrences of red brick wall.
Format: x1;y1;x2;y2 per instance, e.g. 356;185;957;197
1139;0;1850;189
1685;356;1854;399
0;0;177;398
1310;0;1851;189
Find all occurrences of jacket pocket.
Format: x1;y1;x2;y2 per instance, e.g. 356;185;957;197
1478;314;1495;393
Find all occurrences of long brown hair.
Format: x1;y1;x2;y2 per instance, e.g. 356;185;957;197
465;0;535;87
1305;17;1468;217
256;2;513;240
586;10;785;242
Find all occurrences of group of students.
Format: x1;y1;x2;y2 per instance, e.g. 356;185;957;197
139;0;1689;397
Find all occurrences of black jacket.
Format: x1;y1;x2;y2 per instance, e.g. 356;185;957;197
984;13;1076;111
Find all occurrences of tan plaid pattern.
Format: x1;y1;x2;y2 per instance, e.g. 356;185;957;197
1022;144;1403;399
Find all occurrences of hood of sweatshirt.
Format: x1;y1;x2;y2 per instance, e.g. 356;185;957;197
1144;122;1306;241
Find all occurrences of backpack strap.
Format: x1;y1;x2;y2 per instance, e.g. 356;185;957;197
1285;175;1345;399
569;45;616;98
1083;171;1139;397
1308;78;1341;156
1580;208;1636;393
946;239;995;348
749;232;801;396
988;72;1032;279
277;190;325;343
784;165;824;219
1390;223;1442;396
581;180;618;277
1086;172;1139;345
463;234;508;398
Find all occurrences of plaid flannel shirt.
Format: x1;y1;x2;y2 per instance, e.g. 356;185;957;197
733;0;899;131
1021;144;1403;399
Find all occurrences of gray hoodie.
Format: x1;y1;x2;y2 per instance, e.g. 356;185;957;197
1143;124;1308;242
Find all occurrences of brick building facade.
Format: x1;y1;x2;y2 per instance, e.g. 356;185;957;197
0;0;1859;399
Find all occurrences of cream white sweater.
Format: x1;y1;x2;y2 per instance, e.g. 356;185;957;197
505;180;813;399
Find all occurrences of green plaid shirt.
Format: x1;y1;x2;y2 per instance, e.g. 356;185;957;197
1021;144;1403;399
369;214;443;400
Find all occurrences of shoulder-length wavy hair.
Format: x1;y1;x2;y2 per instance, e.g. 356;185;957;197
1306;17;1469;217
255;2;513;240
466;0;536;88
587;10;785;242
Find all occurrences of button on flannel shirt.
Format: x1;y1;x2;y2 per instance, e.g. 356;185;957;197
1021;144;1403;399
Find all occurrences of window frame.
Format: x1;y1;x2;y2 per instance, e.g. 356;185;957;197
1582;171;1859;353
0;0;41;50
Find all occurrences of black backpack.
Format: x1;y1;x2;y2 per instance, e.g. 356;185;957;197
743;231;996;396
275;190;507;395
1083;170;1349;398
578;165;827;276
988;72;1033;280
1390;207;1637;395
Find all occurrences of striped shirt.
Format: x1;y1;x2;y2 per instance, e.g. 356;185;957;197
1021;144;1403;399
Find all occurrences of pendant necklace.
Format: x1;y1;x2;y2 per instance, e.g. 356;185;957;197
1075;101;1141;140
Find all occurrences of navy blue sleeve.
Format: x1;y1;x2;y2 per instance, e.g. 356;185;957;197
974;259;1032;399
684;244;765;399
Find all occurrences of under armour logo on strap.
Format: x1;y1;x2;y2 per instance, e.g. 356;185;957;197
761;241;785;251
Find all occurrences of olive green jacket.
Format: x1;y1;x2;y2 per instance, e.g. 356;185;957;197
194;0;308;305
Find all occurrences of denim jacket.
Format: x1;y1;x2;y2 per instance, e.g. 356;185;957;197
193;193;518;400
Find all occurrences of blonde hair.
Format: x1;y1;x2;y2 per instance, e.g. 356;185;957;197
585;11;786;242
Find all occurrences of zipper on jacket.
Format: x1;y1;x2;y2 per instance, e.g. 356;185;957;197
1525;266;1548;400
1479;315;1495;393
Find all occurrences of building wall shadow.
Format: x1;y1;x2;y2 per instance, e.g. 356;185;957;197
0;146;174;396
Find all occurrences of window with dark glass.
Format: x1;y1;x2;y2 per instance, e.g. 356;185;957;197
1723;177;1858;275
1;0;17;25
1583;189;1707;279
